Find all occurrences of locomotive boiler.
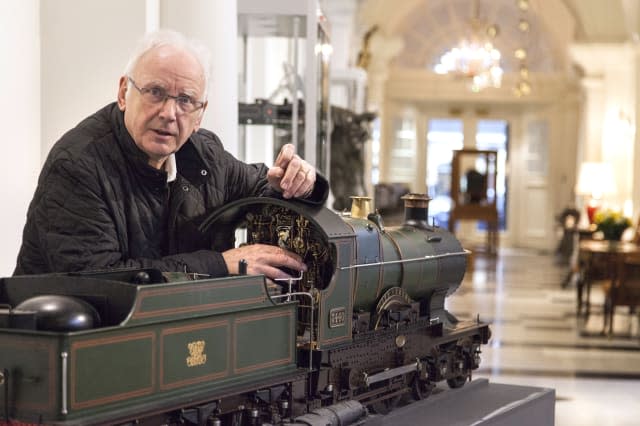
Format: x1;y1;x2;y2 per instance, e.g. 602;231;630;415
0;195;490;425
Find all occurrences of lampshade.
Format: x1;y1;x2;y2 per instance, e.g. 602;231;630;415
575;162;617;199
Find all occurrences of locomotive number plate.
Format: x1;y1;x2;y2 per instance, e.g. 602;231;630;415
329;307;346;328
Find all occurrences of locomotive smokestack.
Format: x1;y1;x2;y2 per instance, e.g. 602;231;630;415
401;193;432;229
350;196;373;219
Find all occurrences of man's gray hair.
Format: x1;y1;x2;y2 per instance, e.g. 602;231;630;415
124;29;212;98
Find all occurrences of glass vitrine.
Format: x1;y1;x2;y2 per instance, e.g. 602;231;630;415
237;0;331;174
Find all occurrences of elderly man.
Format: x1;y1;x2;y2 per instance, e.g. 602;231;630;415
14;30;328;279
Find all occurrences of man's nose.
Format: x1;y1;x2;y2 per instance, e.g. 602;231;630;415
158;96;178;119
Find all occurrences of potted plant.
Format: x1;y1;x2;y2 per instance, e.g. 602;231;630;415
593;209;632;241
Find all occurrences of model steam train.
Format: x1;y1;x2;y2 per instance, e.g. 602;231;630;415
0;194;490;425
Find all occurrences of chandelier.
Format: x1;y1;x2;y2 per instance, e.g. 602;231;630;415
434;0;503;92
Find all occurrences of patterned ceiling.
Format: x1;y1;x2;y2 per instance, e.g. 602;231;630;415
391;0;556;73
339;0;638;74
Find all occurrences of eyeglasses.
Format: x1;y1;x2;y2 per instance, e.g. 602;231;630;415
127;77;205;114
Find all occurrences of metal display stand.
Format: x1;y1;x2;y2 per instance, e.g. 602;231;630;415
365;379;555;426
237;0;330;174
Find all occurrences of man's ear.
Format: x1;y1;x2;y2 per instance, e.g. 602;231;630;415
117;76;128;111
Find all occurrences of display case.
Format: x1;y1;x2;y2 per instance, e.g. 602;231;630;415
237;0;331;175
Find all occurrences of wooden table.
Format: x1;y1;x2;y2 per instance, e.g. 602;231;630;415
448;205;499;255
576;240;640;327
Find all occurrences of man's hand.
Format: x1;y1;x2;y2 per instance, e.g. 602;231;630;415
267;144;316;199
222;243;307;280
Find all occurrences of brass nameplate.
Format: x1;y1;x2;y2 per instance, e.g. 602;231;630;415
329;307;346;328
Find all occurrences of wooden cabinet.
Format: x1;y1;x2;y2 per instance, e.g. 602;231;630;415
448;149;499;254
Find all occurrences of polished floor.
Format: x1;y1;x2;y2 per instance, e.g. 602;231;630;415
444;246;640;426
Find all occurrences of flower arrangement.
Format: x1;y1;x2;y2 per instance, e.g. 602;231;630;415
593;209;632;241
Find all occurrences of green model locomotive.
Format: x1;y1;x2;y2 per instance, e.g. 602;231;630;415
0;195;490;425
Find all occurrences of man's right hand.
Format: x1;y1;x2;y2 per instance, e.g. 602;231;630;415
222;244;307;280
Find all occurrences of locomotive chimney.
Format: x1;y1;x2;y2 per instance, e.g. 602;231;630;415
401;193;432;229
350;196;373;219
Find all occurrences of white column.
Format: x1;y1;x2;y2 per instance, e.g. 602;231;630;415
414;114;427;194
633;47;640;221
366;35;404;111
0;0;40;276
571;44;635;211
601;57;634;211
161;0;239;156
323;0;358;71
366;34;403;189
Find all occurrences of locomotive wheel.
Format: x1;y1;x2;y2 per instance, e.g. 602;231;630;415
446;375;468;389
411;375;434;400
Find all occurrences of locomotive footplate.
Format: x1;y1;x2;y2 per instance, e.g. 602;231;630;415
326;317;489;368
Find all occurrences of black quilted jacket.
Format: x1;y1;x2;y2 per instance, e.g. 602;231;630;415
14;103;328;276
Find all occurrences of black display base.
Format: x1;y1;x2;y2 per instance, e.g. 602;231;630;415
364;378;555;426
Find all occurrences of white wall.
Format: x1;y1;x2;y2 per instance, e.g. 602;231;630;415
40;0;147;156
0;0;40;276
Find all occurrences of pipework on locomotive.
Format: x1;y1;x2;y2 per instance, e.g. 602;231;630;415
0;194;490;426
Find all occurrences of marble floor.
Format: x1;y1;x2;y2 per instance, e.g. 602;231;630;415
445;247;640;426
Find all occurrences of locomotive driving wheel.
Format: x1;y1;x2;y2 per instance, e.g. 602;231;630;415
411;372;434;400
446;338;473;389
446;375;468;389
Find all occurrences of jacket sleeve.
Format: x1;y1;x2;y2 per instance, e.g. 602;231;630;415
23;155;229;276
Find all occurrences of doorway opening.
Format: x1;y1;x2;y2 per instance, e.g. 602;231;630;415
426;118;508;231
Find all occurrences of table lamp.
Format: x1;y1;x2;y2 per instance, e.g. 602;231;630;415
575;162;617;223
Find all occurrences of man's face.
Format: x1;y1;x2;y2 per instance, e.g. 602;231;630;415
117;45;208;169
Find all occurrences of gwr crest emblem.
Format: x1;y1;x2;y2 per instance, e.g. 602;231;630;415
186;340;207;367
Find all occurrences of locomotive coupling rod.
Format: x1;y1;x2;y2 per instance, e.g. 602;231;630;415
365;361;420;387
340;249;471;270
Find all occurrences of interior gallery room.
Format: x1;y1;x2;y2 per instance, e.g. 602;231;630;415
1;0;639;425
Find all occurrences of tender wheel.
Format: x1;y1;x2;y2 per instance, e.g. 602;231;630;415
369;395;402;415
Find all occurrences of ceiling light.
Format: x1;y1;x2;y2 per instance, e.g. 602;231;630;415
518;19;530;32
434;0;503;92
514;48;527;60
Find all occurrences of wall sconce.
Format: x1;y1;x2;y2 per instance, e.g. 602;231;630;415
576;162;617;223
